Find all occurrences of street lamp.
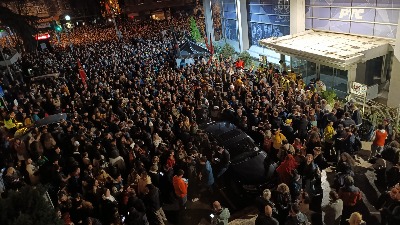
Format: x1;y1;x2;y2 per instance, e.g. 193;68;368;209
65;15;71;21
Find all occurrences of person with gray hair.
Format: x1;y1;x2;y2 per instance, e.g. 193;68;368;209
256;189;278;215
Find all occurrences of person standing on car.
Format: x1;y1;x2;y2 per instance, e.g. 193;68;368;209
211;201;230;225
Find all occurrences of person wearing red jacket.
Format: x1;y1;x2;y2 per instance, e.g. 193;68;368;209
173;169;188;210
339;176;362;225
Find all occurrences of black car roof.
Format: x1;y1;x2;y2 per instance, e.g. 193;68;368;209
200;121;258;160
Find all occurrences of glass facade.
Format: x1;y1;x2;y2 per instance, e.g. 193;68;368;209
248;0;290;46
306;0;400;39
222;0;239;41
291;57;348;98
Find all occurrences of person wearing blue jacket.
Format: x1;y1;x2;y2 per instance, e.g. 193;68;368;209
199;156;214;193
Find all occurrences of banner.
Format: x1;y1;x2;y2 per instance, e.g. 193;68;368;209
77;60;87;88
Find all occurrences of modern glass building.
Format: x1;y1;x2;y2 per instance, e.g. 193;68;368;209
203;0;400;107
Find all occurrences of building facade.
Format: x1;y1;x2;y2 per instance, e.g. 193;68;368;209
203;0;400;107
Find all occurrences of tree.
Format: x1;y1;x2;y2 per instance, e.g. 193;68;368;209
189;16;202;42
0;185;63;225
238;51;254;69
219;43;236;60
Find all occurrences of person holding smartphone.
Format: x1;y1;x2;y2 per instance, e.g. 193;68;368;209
211;201;230;225
172;169;188;210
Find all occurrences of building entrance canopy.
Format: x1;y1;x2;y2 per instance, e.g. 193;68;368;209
259;30;394;70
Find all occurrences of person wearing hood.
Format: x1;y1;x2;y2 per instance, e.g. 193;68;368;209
285;203;308;225
371;124;388;160
211;201;230;225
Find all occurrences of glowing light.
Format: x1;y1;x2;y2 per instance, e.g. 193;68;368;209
35;33;50;40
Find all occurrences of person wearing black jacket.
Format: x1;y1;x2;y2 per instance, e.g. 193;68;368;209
256;189;278;216
273;183;292;225
341;112;356;128
142;183;167;225
334;124;347;163
255;205;280;225
214;146;230;178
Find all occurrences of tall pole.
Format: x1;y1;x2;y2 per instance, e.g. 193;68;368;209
0;47;14;81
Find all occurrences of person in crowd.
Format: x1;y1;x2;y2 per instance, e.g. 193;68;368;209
143;183;167;225
276;154;298;186
172;169;188;210
285;203;308;225
273;183;292;225
375;185;400;225
322;190;343;225
371;124;388;160
211;201;230;225
334;152;356;190
213;146;230;178
383;119;395;145
199;156;214;195
256;189;277;216
299;154;322;212
347;212;365;225
339;176;363;225
333;124;347;163
255;205;279;225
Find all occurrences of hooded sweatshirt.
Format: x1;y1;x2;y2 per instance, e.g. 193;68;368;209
286;212;308;225
211;207;230;225
172;175;188;198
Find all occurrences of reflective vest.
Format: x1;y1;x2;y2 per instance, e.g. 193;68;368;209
4;118;16;129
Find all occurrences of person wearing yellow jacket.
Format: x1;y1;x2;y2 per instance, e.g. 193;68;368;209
324;121;336;160
4;111;17;133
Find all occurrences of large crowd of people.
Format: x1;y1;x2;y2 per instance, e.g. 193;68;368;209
0;11;399;225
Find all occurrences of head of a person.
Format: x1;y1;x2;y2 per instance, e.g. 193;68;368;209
348;212;363;225
389;186;399;200
306;154;314;164
176;169;184;177
263;189;271;200
343;175;354;187
290;203;300;215
329;190;340;202
313;147;322;156
264;205;273;217
213;201;222;212
277;183;290;194
378;124;384;130
200;156;207;164
140;171;147;179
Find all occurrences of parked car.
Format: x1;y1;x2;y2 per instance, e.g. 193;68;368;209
200;121;276;194
14;113;68;140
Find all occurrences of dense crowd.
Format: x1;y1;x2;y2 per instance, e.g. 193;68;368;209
0;13;399;225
